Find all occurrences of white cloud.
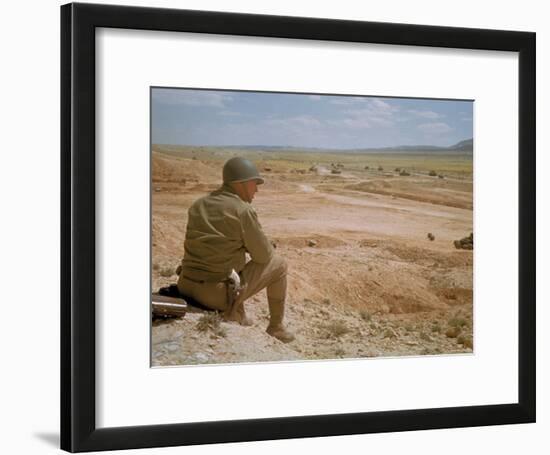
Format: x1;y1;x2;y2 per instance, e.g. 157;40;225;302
418;122;453;134
367;116;394;127
340;99;397;128
329;96;367;106
371;98;392;110
327;118;371;129
408;109;443;119
266;115;322;128
152;89;232;108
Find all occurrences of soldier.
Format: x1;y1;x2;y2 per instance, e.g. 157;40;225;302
177;157;295;343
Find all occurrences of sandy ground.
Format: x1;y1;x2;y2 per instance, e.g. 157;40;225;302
151;149;473;366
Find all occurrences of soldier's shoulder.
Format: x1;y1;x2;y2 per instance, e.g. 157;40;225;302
188;193;209;209
219;194;257;221
223;193;254;212
194;187;247;212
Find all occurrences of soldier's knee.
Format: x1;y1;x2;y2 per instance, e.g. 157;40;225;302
271;255;288;275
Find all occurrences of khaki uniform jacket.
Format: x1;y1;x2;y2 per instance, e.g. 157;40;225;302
179;183;274;282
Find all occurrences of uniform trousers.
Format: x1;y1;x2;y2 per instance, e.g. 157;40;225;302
176;255;287;311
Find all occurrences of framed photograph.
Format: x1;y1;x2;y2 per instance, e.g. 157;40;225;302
61;2;536;452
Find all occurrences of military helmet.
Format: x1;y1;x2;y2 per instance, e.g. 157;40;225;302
223;157;264;185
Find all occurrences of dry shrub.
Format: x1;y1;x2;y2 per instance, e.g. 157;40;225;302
159;266;174;277
196;312;226;337
458;335;473;349
334;347;346;357
360;310;372;322
325;320;350;338
448;317;468;329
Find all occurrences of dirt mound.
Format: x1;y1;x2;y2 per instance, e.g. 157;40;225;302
434;288;472;306
385;244;473;268
345;180;473;210
152;217;185;259
275;234;348;249
355;180;392;189
152;151;220;184
279;242;450;317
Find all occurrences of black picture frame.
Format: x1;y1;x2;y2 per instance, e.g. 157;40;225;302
61;2;536;452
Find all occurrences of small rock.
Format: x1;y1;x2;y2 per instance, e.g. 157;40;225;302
307;239;318;247
458;335;474;349
192;352;209;363
384;328;398;339
164;341;180;352
445;327;461;338
420;332;433;342
427;233;435;241
379;304;390;314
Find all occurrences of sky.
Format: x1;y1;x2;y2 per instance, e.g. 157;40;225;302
151;88;473;149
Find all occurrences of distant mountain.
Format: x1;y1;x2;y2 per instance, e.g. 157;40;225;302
448;138;473;151
352;138;473;154
189;138;474;154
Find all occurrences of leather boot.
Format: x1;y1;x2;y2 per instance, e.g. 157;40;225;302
266;298;295;343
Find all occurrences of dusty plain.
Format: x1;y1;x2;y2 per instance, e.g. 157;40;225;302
151;145;473;366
